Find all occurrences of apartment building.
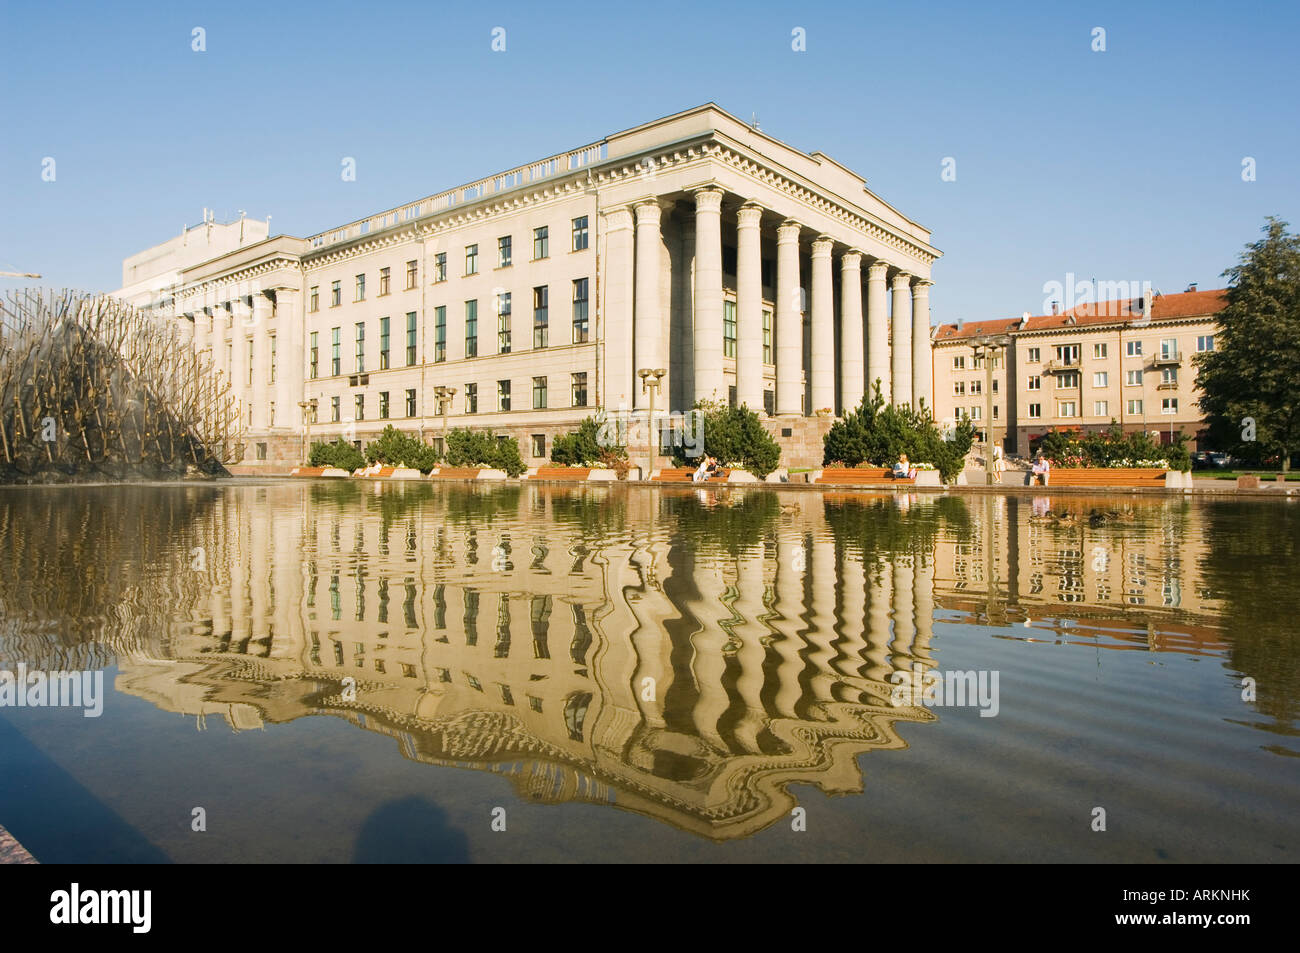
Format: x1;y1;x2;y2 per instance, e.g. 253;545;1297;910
933;286;1225;454
114;104;940;468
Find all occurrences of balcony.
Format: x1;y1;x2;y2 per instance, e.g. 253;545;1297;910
1157;381;1179;391
1151;350;1182;366
1044;359;1081;374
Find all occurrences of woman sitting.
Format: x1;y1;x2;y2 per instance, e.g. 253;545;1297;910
892;453;917;480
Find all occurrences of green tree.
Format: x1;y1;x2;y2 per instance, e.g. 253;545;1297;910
308;438;366;471
823;385;974;482
674;401;782;478
364;425;441;472
1196;217;1300;471
444;428;525;477
551;416;625;467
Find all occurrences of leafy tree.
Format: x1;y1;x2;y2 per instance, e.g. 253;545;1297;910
364;425;441;472
673;401;782;477
823;385;974;482
1039;424;1190;471
1196;217;1300;471
309;438;366;471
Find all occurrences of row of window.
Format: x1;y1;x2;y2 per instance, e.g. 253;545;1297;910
1024;398;1179;419
952;336;1215;371
1024;367;1179;390
307;281;590;377
307;218;591;313
319;373;590;423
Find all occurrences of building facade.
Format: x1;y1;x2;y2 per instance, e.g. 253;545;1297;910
932;287;1225;454
114;105;940;469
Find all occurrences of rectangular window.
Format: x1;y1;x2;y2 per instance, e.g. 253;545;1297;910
1093;371;1108;387
465;300;478;357
1126;340;1143;357
406;259;418;290
310;286;319;312
1161;366;1178;385
498;379;511;412
1028;403;1041;418
270;335;277;384
331;327;341;376
405;388;416;417
497;292;512;353
379;316;390;369
355;394;365;421
1057;371;1079;389
406;312;417;365
1054;344;1079;365
355;274;366;302
1162;397;1178;414
1094;400;1109;416
970;405;982;421
1197;334;1215;352
762;309;773;363
533;286;548;348
379;391;390;419
247;339;254;386
465;244;478;275
571;372;587;408
970;379;982;395
1093;342;1107;359
533;226;548;260
992;378;999;394
434;252;447;283
434;306;446;362
533;375;547;409
1160;338;1178;360
1128;399;1143;415
1027;375;1040;391
331;281;341;307
379;267;390;296
331;396;340;422
354;322;365;373
723;300;737;358
954;381;966;395
498;235;512;268
1058;401;1077;418
1027;347;1040;363
309;331;319;379
531;434;546;458
1126;369;1143;386
465;383;478;414
572;216;588;251
952;355;966;370
572;278;588;343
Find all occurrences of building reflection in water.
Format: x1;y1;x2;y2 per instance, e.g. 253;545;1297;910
0;483;1292;841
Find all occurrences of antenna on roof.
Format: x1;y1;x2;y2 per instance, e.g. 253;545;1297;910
750;112;761;131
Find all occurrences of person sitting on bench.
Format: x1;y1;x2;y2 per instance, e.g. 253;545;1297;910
893;454;917;480
1032;452;1051;486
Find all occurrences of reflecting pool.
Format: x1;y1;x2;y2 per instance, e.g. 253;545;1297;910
0;482;1296;862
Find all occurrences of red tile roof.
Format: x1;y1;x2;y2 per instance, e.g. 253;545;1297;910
934;288;1226;341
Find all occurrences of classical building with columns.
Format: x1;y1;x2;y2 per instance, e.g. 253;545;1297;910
114;104;940;469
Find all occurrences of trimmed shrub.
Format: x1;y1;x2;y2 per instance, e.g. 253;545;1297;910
364;425;441;472
309;438;366;472
1038;424;1191;472
445;428;526;477
823;385;974;483
551;416;626;467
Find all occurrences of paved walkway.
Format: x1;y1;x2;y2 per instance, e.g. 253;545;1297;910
0;824;36;863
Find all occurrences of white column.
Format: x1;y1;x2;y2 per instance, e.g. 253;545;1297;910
775;220;803;415
891;272;913;406
633;200;663;411
274;288;301;432
839;250;864;414
603;206;635;410
252;292;273;429
692;188;725;405
230;300;250;424
213;306;231;383
866;260;890;403
911;278;933;415
735;202;764;411
809;237;835;415
191;312;208;367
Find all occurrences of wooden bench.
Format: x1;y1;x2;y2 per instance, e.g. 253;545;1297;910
817;467;915;485
530;467;591;481
290;466;325;477
653;466;730;483
1041;468;1167;487
359;466;396;479
428;467;483;480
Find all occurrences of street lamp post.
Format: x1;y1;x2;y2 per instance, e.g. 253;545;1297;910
433;386;457;457
971;334;1010;485
298;398;317;465
637;367;666;481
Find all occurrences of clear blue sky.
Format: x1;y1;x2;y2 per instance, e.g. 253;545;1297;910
1;0;1295;323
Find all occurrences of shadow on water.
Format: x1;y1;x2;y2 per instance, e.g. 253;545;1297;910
351;795;470;863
